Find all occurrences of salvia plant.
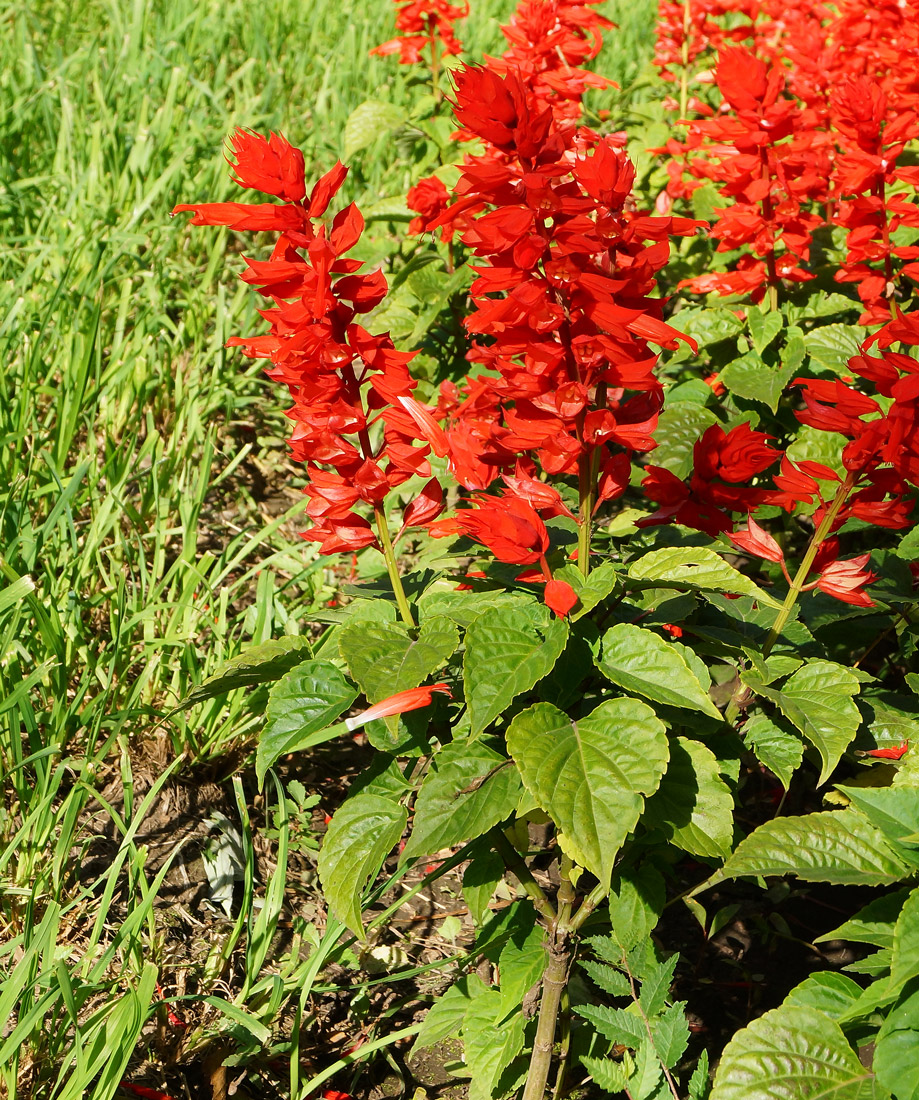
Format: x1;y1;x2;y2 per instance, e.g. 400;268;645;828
170;0;919;1097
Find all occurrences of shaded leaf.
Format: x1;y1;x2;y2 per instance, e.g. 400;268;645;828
607;865;667;952
184;636;312;706
892;888;919;988
744;712;804;789
343;99;406;160
646;737;734;859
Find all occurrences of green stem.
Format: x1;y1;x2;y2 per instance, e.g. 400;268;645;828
521;939;570;1100
569;881;608;933
762;471;856;658
374;504;415;627
491;828;557;925
679;0;691;121
577;452;595;579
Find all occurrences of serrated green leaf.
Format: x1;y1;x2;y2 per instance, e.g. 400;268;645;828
495;907;546;1019
506;699;668;887
804;323;864;373
462;984;526;1100
576;1003;647;1047
745;660;861;785
581;960;632;999
462;846;505;927
402;741;521;861
688;1049;710;1100
836;787;919;856
256;661;358;785
650;405;720;480
748;308;784;355
817;888;911;949
721;353;794;413
711;1002;886;1100
184;636;312;706
874;1027;919;1100
582;1054;632;1094
607;865;667;952
646;737;735;858
632;1038;664;1100
721;809;909;886
629;546;782;608
317;793;406;937
783;973;864;1019
639;953;679;1018
596;623;722;720
744;712;804;789
412;973;490;1053
553;561;620;619
892;888;919;987
464;605;568;738
339;615;458;704
343;99;406;159
652;1001;690;1070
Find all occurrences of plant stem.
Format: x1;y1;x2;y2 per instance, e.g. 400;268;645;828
577;452;595;579
521;938;570;1100
679;0;692;121
550;986;571;1100
491;828;557;925
762;471;856;657
373;503;415;627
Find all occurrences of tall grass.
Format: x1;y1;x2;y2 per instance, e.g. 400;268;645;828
0;0;655;1094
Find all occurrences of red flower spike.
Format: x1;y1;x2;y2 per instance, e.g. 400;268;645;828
544;578;578;618
452;494;551;566
227;128;306;203
400;479;445;531
729;518;785;564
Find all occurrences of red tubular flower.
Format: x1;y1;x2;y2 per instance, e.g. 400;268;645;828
544;578;578;618
227;128;306;202
346;683;452;729
865;743;909;760
729;518;785;564
371;0;468;66
814;553;877;607
451;494;551;565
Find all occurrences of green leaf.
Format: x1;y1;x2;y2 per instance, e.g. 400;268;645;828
339;615;458;704
184;636;313;706
402;741;521;861
804;323;864;373
688;1049;710;1100
745;660;862;784
721;353;794;413
580;960;632;998
553;561;620;619
711;1003;887;1100
783;973;864;1019
747;307;784;355
640;953;679;1017
836;786;919;855
412;973;490;1053
462;846;505;926
672;307;745;348
607;865;667;952
892;888;919;987
317;793;407;937
874;1027;919;1100
581;1054;632;1094
256;661;358;785
650;405;720;480
495;907;547;1018
343;99;407;160
576;1003;647;1047
417;587;530;628
628;546;782;608
464;605;568;738
646;738;734;859
462;985;526;1100
721;809;909;886
817;888;912;949
744;712;804;789
596;623;722;720
652;1001;690;1070
507;699;668;888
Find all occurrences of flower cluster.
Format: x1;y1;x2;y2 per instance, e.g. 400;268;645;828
371;0;467;67
173;129;442;555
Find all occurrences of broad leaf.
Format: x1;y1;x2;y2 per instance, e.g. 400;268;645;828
747;307;784;354
462;846;505;927
744;712;804;789
256;660;358;785
836;786;919;856
402;741;521;861
494;905;547;1019
339;616;458;704
646;738;734;859
629;547;782;608
721;810;909;886
817;888;912;949
607;865;667;952
463;984;527;1100
711;1002;888;1100
745;661;862;784
343;99;406;159
804;323;864;373
874;1028;919;1100
784;973;864;1020
506;699;668;887
651;404;720;479
892;888;919;987
412;973;490;1053
464;605;568;737
184;636;312;706
317;793;406;937
553;561;620;619
597;623;722;720
721;353;793;413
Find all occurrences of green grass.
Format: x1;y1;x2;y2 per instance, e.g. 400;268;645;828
0;0;656;1095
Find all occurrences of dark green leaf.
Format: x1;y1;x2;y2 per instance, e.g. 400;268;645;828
317;793;407;937
256;661;358;786
576;1003;647;1047
744;712;804;789
640;953;679;1018
645;737;735;859
462;846;506;927
721;353;794;413
184;636;312;706
412;973;490;1053
652;1001;690;1070
580;960;632;998
892;888;919;987
817;888;912;949
607;865;667;952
